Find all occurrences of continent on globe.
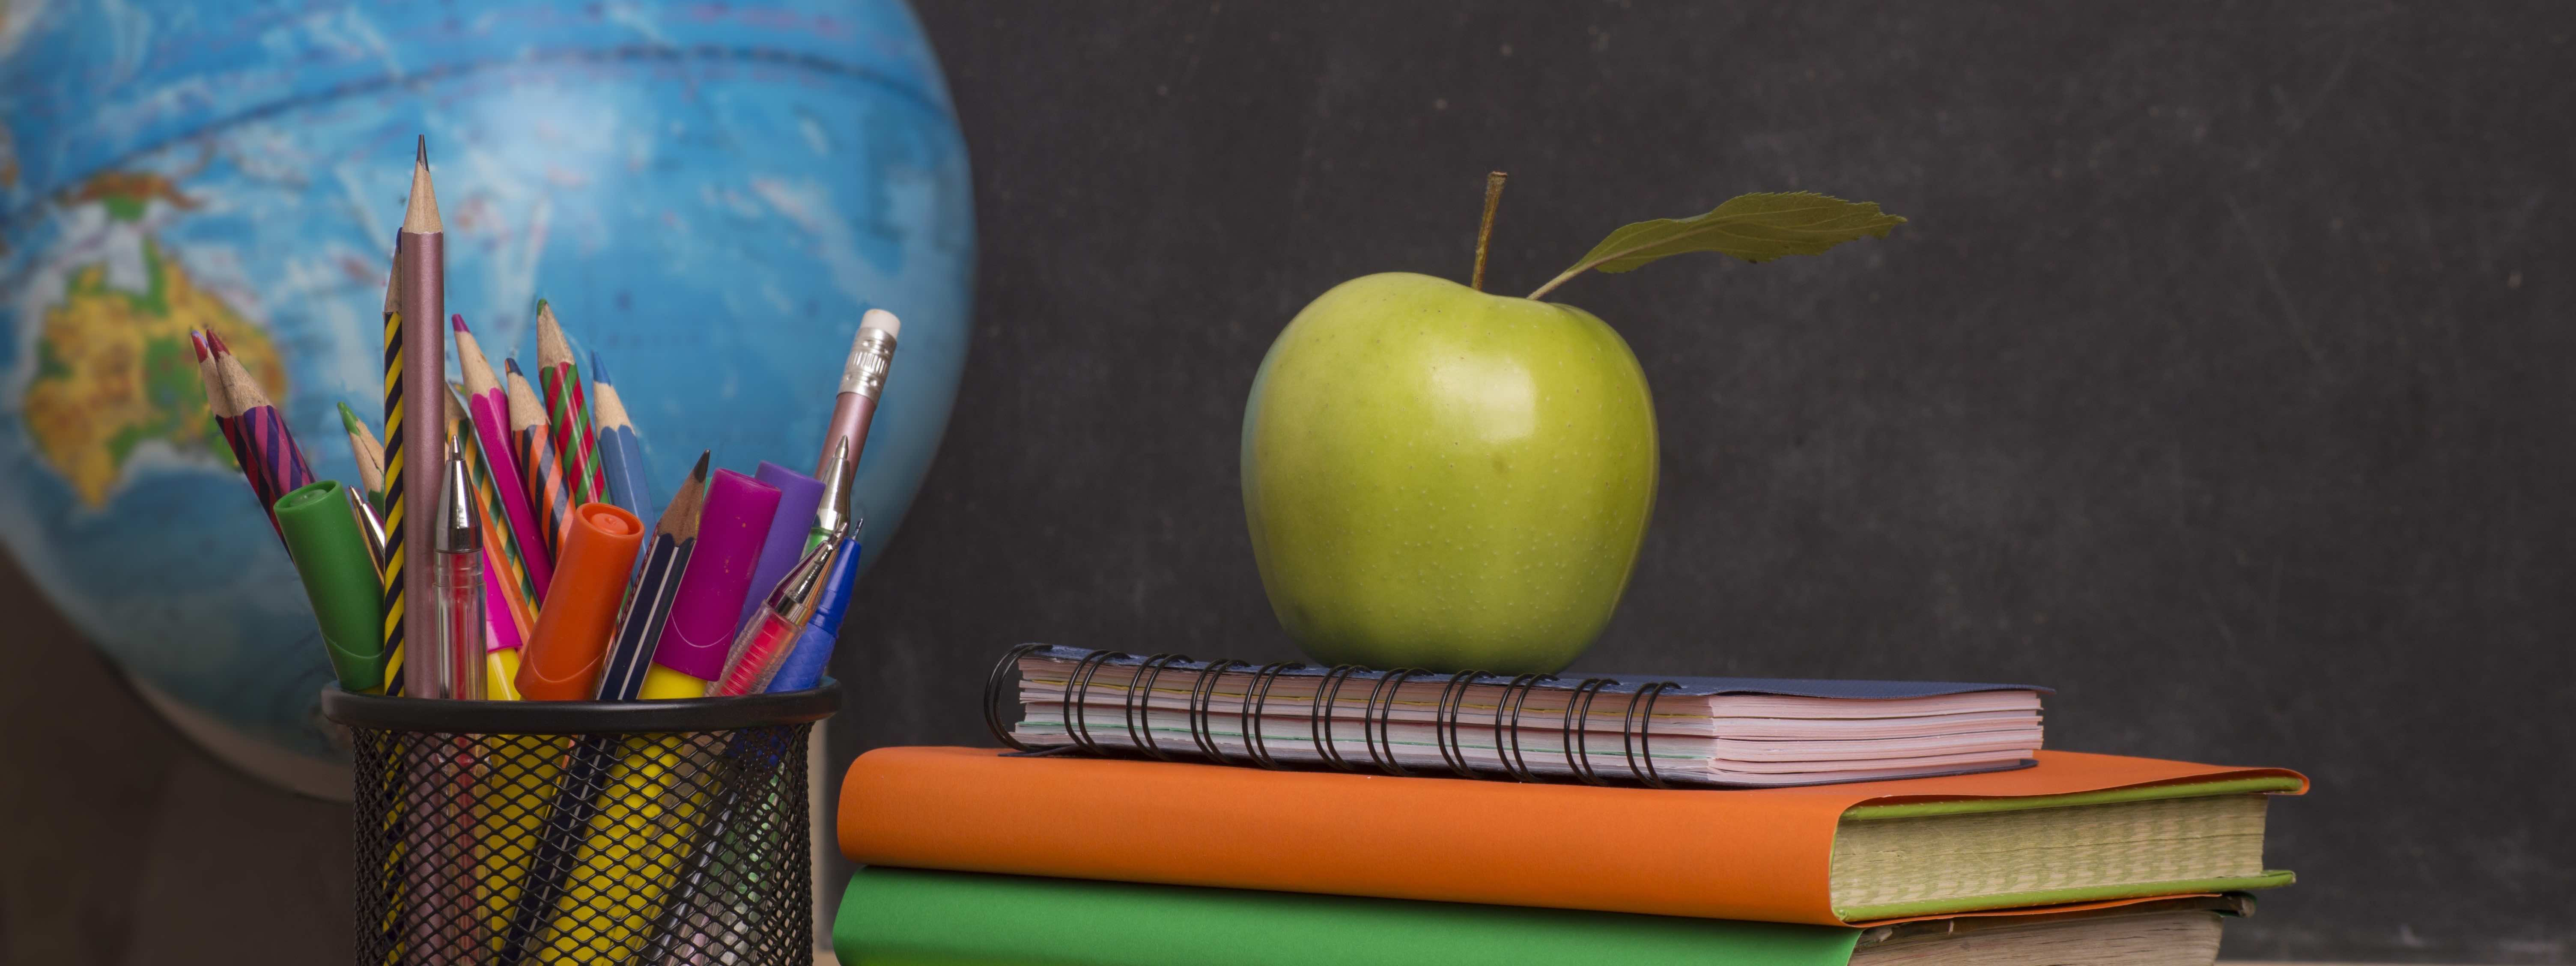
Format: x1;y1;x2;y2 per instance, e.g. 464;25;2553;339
21;173;285;508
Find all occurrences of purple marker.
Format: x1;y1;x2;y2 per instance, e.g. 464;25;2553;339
737;461;825;632
641;468;781;698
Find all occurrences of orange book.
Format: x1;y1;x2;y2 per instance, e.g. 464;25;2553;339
840;747;2305;926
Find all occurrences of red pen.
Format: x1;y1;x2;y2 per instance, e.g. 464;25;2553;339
711;536;837;697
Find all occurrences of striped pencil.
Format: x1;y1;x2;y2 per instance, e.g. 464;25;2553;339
446;383;538;642
588;349;650;515
505;357;573;558
339;402;388;509
194;331;282;543
215;345;316;512
594;451;709;701
453;313;554;594
381;306;410;698
533;300;608;505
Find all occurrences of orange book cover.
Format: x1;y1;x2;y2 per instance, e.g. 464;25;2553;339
839;746;2305;926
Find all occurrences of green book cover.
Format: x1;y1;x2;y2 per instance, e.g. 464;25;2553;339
837;866;1860;966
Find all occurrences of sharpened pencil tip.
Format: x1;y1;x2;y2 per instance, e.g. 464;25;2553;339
188;330;209;362
338;401;364;435
504;356;522;376
416;134;426;164
590;350;611;384
450;313;467;333
691;450;711;481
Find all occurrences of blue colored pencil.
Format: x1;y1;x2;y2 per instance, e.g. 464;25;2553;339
589;350;651;515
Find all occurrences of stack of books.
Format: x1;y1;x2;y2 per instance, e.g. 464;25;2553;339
831;645;2305;965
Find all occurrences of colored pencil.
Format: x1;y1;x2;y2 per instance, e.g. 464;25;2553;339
595;451;708;702
534;300;608;505
339;401;388;509
394;135;447;721
454;313;555;593
194;330;282;543
216;346;316;517
588;349;651;515
448;383;538;644
505;357;573;558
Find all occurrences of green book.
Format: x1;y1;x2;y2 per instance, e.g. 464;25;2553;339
836;867;2249;966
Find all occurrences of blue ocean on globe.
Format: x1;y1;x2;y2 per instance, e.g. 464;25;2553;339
0;0;973;793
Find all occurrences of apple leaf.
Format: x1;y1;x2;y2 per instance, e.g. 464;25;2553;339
1528;192;1904;299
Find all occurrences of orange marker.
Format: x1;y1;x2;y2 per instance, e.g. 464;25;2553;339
515;502;644;701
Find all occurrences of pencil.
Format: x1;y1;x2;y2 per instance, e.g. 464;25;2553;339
447;382;538;644
217;346;316;516
534;300;608;506
194;330;281;543
588;349;651;515
454;313;555;592
595;451;708;702
505;358;573;558
340;402;388;508
395;135;447;721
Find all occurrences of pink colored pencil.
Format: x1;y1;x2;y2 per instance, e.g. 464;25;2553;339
452;313;555;593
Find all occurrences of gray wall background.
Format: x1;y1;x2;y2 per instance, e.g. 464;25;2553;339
5;3;2570;963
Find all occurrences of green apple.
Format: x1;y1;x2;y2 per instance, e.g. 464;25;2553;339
1241;272;1658;674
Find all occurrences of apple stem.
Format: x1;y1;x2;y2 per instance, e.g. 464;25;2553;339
1471;171;1508;292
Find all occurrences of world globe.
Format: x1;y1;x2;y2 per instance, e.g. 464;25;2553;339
0;0;973;796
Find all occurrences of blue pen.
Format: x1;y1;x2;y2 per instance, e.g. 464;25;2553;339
768;530;861;693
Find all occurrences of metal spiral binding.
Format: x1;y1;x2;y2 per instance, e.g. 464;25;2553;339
1060;648;1130;756
1309;664;1367;771
1186;659;1249;764
1122;653;1193;760
1434;671;1496;778
1240;662;1307;769
1491;673;1558;782
1621;680;1681;788
983;643;1050;751
1560;677;1620;785
1363;668;1431;776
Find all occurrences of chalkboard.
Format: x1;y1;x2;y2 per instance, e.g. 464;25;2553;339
837;3;2576;962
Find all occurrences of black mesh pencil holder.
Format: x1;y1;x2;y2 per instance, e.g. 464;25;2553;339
322;682;838;966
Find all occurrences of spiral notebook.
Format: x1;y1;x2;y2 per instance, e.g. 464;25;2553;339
988;645;2048;787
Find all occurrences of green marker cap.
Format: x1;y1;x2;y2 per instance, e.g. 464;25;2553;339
274;479;388;692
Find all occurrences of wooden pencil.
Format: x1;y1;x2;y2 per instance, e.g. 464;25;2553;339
587;349;651;515
339;402;388;508
505;357;572;558
593;451;710;701
453;313;555;593
447;383;538;642
194;330;281;543
393;135;447;715
216;344;316;510
534;300;608;505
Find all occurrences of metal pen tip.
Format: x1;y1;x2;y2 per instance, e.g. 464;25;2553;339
437;433;479;552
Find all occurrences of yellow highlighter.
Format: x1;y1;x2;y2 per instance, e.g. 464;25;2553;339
531;737;707;962
639;663;711;701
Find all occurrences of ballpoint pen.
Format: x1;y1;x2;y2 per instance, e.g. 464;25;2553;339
712;536;837;697
426;433;485;701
